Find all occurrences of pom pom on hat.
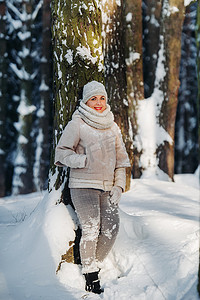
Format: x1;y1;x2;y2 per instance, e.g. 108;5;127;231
81;81;108;104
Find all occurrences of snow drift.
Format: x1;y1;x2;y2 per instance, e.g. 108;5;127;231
0;172;199;300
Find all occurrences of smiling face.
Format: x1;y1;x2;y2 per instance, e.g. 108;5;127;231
86;95;107;113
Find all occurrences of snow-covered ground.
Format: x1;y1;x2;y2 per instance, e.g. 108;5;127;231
0;173;199;300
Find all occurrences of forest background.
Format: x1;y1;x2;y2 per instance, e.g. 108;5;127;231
0;0;199;198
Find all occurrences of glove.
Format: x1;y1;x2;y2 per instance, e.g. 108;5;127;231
110;186;122;205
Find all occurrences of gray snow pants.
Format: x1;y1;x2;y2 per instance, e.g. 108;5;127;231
70;188;120;273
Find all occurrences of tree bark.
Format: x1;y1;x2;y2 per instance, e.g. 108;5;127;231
50;0;105;266
156;0;185;180
175;3;198;174
196;0;200;164
142;0;162;98
12;0;35;194
101;0;132;189
33;0;53;191
124;0;144;179
50;0;104;196
0;1;7;197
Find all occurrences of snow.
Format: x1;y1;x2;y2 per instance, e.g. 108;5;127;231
17;31;31;41
134;95;173;179
76;46;98;65
39;79;49;92
126;13;132;22
170;6;179;14
0;174;199;300
64;50;73;65
18;135;28;144
125;52;140;66
33;128;43;190
184;0;194;6
17;99;36;116
134;25;175;179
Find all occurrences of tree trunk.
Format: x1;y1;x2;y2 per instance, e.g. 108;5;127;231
33;0;53;191
156;0;185;180
0;1;7;197
175;3;198;174
50;0;105;266
142;0;162;98
196;4;200;294
124;0;144;179
101;0;132;189
50;0;104;196
12;0;35;194
196;0;200;164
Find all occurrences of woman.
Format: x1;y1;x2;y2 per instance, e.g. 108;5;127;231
55;81;130;294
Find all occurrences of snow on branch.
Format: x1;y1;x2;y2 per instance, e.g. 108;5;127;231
184;0;196;7
7;2;22;20
7;0;43;22
17;98;36;116
7;11;22;32
32;0;43;21
10;63;37;80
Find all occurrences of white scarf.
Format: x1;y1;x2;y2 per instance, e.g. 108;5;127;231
74;102;114;129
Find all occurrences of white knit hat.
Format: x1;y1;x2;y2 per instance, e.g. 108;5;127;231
81;81;108;104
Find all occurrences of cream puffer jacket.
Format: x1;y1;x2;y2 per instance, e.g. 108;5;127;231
55;113;131;191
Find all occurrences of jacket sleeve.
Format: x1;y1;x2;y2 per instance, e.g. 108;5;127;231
54;120;87;169
114;123;131;169
113;124;131;191
113;167;126;192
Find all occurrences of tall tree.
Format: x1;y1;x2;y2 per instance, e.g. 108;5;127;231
142;0;162;98
101;0;133;189
175;3;198;174
196;0;200;162
9;0;43;194
0;0;8;197
156;0;185;179
124;0;144;179
135;0;185;180
33;0;52;191
49;0;105;265
49;0;104;196
11;0;36;194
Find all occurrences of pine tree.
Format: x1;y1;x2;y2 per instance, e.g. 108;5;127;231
9;0;43;194
33;0;53;191
10;0;35;194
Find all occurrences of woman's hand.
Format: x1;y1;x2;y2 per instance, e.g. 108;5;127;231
110;186;122;205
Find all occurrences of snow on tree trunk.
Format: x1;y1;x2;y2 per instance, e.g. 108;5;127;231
49;0;104;198
11;1;37;194
0;0;7;197
101;0;133;189
135;0;185;180
33;0;52;191
156;0;185;180
124;0;144;179
49;0;105;265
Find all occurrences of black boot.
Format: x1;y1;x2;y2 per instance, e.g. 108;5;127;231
84;271;104;294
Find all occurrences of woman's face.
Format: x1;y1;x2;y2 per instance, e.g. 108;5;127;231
86;95;106;113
